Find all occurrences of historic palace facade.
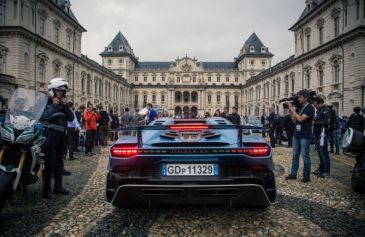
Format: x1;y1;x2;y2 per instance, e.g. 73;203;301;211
0;0;131;114
1;0;365;116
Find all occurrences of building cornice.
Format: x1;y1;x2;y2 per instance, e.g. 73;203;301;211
42;0;87;32
245;26;365;88
0;26;131;88
131;83;244;90
289;0;334;31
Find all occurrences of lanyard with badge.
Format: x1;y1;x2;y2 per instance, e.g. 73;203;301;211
296;103;309;132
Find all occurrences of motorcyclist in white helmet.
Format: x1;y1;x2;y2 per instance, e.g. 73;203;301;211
41;77;74;199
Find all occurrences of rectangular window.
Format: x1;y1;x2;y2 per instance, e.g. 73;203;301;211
217;77;220;82
319;27;323;45
306;35;310;51
143;95;147;107
66;34;71;50
334;17;340;37
217;95;220;103
152;95;156;103
134;95;138;108
226;77;229;82
13;0;17;19
357;0;360;20
0;55;4;74
225;95;229;108
54;27;59;44
38;64;45;82
119;59;123;64
306;74;311;88
144;77;147;82
20;2;23;20
234;96;238;108
152;77;156;82
345;8;348;26
208;95;211;104
31;9;34;25
108;59;112;65
193;77;196;82
235;77;238;82
177;77;180;82
162;76;165;81
135;77;138;82
161;95;165;103
208;77;211;82
335;65;340;83
319;70;324;86
39;17;45;36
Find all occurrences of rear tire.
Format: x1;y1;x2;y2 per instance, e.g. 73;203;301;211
351;171;365;194
0;171;14;215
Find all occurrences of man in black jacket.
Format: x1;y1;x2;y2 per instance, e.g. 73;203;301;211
346;107;365;133
313;97;331;178
98;106;110;146
284;114;294;147
229;107;241;125
41;78;74;199
268;107;276;148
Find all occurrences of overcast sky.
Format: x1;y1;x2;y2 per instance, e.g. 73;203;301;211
72;0;304;65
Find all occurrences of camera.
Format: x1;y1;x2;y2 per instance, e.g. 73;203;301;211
279;90;316;109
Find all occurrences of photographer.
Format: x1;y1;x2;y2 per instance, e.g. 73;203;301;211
41;78;74;199
312;97;331;178
285;89;315;183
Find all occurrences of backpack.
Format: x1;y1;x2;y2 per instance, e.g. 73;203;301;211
326;106;338;132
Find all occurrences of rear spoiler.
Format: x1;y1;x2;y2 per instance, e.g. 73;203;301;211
116;125;268;148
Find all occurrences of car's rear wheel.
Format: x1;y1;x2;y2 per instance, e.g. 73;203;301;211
106;172;116;202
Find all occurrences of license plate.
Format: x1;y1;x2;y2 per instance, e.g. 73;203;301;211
162;164;218;176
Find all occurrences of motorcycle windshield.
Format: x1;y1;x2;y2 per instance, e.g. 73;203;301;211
4;88;48;130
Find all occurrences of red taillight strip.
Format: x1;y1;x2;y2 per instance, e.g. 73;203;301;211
169;125;209;130
111;145;139;158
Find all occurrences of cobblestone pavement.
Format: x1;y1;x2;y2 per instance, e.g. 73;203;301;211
0;143;364;237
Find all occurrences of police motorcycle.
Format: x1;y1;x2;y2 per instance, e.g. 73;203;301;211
0;88;48;214
342;127;365;194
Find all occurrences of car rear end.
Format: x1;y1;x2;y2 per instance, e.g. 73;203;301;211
106;118;276;208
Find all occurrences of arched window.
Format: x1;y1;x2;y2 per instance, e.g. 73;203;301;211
191;91;198;103
183;91;189;103
175;92;182;103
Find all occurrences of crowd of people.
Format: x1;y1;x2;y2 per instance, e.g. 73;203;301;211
263;89;365;182
1;78;364;198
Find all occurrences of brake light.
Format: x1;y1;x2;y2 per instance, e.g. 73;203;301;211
111;144;139;158
231;147;270;157
170;125;209;131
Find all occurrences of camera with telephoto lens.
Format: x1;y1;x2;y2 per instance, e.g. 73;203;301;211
279;90;316;109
